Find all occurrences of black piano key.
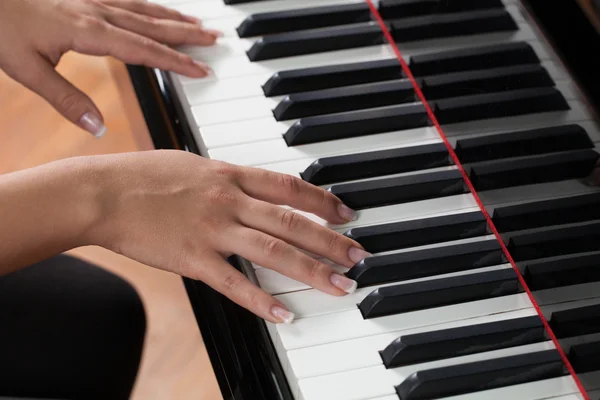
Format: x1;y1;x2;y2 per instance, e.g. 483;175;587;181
522;251;600;291
396;350;566;399
263;41;539;97
380;315;545;368
409;41;541;77
422;64;555;100
468;149;600;191
283;103;429;146
358;268;518;319
328;169;467;210
344;211;487;253
379;0;505;19
390;9;518;43
455;124;594;163
246;22;386;61
346;239;503;287
549;304;600;338
237;3;372;38
272;79;416;121
274;64;554;121
569;340;600;373
262;59;403;97
504;220;600;262
433;87;570;125
301;143;451;185
492;193;600;232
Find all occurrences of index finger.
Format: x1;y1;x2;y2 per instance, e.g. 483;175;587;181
237;167;357;225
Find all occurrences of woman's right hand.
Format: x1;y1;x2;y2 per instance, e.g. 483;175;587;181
88;150;371;324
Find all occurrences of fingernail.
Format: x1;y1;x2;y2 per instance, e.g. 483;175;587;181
330;273;358;294
187;16;202;25
348;247;372;264
205;28;224;38
271;305;295;324
194;60;212;75
80;112;106;138
338;204;357;222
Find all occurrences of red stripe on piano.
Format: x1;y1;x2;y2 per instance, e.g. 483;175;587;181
364;1;590;398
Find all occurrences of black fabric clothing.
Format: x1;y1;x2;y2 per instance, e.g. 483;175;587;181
0;254;147;399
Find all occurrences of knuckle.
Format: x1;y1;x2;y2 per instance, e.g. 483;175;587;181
245;291;261;309
308;258;327;280
262;237;285;259
57;91;83;116
279;173;301;196
212;162;240;181
206;186;239;206
223;274;243;292
280;210;302;232
326;232;341;253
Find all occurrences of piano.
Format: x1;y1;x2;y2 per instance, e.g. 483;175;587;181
122;0;600;399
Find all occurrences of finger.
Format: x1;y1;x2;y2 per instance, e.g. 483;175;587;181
231;226;358;296
74;21;209;78
198;253;295;324
240;198;370;268
100;0;200;24
103;7;219;46
236;167;358;225
5;53;105;137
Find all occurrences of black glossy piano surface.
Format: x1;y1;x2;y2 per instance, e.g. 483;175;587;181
125;1;600;399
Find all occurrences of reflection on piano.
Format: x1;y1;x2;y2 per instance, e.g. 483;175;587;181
124;0;600;398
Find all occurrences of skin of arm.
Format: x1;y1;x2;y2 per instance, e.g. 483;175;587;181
0;156;105;274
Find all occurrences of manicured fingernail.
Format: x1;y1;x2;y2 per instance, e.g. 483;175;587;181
330;273;358;294
271;306;295;324
348;247;372;264
205;28;224;37
338;204;357;222
193;61;211;76
80;112;106;138
187;16;202;25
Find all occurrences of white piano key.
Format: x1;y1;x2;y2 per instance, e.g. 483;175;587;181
275;253;507;319
254;263;348;295
180;45;398;84
192;96;279;125
183;73;269;104
206;125;440;165
286;308;538;380
297;341;555;400
440;376;583;400
276;293;532;350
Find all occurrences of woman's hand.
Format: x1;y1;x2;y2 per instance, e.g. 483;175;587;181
0;0;217;137
86;151;369;323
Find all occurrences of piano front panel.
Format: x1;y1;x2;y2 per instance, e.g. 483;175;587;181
129;0;600;399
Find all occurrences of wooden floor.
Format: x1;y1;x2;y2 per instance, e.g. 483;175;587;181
0;52;222;400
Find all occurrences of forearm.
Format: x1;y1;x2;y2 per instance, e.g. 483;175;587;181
0;157;105;274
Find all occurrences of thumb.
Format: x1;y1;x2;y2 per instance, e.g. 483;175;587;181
10;53;106;138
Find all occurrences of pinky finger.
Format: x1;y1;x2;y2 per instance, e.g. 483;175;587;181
198;254;295;324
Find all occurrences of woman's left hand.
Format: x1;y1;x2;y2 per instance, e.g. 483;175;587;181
0;0;218;137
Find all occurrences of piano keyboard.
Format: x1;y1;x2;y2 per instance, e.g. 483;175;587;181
143;0;600;399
